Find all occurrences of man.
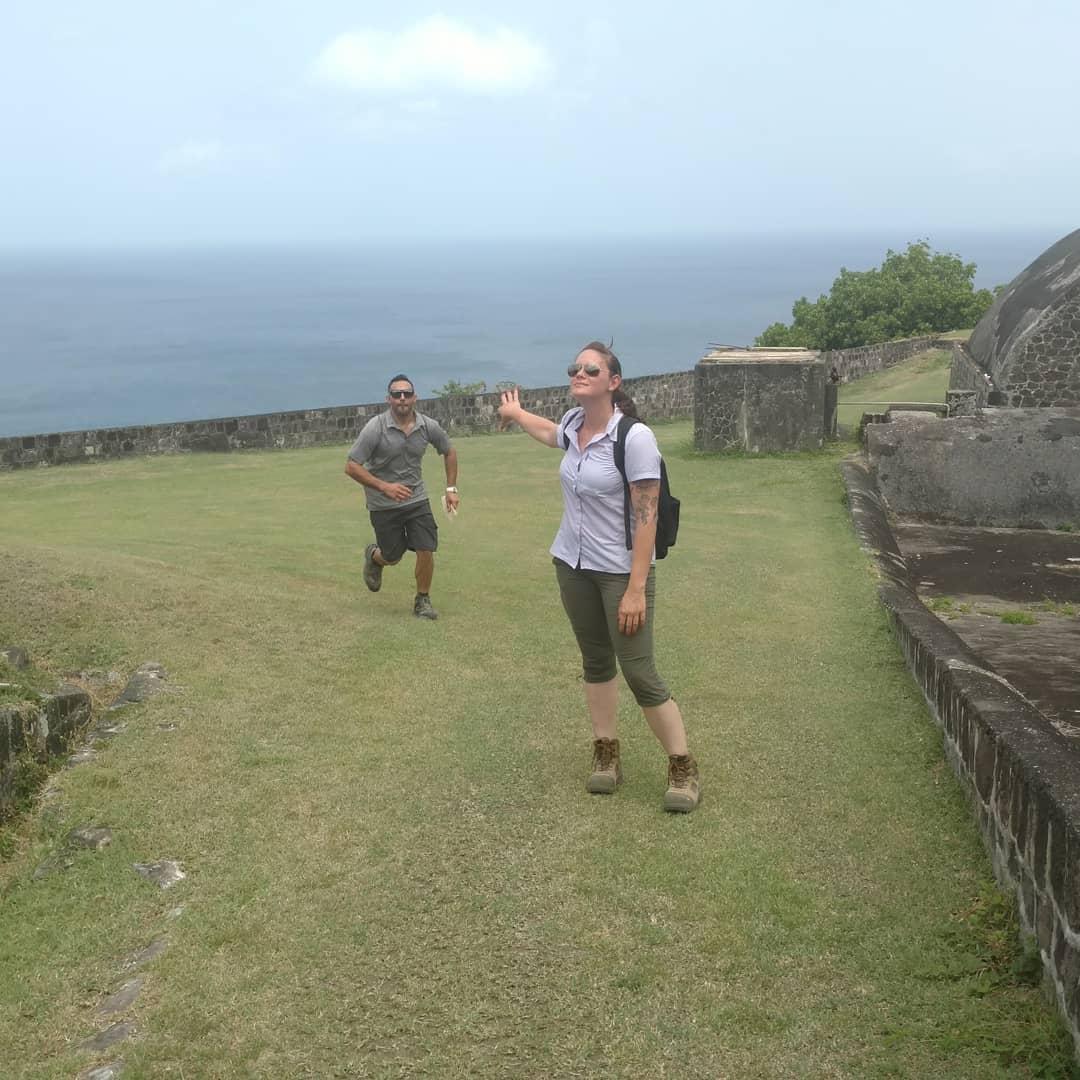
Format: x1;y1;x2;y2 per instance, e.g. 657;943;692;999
345;374;460;620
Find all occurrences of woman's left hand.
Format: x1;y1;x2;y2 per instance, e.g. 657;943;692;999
618;585;647;636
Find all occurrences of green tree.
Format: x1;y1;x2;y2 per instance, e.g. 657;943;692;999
755;241;995;350
432;379;487;397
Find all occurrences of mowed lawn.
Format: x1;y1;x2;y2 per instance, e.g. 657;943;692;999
837;349;953;432
0;423;1076;1079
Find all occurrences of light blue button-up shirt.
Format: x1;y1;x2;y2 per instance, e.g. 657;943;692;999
550;408;662;573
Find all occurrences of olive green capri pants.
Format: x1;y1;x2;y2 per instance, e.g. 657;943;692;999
553;558;671;708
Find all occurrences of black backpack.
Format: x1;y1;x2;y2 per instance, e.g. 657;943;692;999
562;413;680;558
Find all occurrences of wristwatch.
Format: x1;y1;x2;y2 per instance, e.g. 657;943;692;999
445;486;458;493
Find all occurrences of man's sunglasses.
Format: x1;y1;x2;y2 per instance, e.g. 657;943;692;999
567;363;603;377
389;389;415;399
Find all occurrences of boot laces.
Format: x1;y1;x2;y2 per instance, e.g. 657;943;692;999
669;756;691;787
594;740;616;771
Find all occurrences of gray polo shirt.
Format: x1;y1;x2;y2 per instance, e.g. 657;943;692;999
348;410;452;511
550;408;661;573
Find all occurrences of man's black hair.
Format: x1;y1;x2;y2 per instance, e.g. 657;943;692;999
387;373;415;393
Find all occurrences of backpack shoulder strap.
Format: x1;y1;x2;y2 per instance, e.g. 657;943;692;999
613;415;641;550
611;414;640;476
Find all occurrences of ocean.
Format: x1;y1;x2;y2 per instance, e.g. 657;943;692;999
0;229;1061;438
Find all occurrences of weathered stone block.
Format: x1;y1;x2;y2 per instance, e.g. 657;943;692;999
1049;818;1068;912
1020;872;1036;927
1053;934;1080;1017
0;646;30;670
1063;826;1080;931
974;730;996;801
1037;896;1056;954
1033;801;1050;885
694;350;825;453
994;751;1013;833
41;686;92;755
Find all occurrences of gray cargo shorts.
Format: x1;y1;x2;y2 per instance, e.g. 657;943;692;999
370;500;438;563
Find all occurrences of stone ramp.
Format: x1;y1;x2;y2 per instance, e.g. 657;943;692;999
894;522;1080;734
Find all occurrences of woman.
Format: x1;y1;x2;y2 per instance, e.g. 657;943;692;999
497;342;700;813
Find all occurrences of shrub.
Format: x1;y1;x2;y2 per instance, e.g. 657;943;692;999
756;241;995;350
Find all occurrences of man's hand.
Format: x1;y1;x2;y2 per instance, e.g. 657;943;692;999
497;387;523;431
618;585;647;636
381;482;413;502
445;490;460;513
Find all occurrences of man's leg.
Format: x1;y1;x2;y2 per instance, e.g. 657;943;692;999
412;550;437;619
365;510;406;592
403;504;439;619
415;549;434;595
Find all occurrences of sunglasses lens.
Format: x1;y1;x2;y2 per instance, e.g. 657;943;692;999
585;365;600;376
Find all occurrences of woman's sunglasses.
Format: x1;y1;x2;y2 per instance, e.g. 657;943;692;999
567;363;603;378
389;389;415;399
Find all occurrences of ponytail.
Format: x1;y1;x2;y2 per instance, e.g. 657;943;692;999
612;388;639;419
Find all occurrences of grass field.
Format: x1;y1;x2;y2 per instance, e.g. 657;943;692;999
1;424;1076;1078
837;349;953;432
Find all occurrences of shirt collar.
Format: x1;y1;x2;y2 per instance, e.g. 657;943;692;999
385;408;426;433
568;407;622;440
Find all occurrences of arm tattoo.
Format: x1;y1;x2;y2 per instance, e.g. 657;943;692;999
630;480;659;527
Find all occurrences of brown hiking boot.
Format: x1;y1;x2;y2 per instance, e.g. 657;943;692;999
663;754;700;813
413;593;438;620
362;543;383;592
586;738;622;794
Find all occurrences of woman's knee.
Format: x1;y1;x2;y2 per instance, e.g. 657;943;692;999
622;666;670;708
582;658;618;684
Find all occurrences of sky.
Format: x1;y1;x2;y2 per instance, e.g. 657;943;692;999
2;0;1078;249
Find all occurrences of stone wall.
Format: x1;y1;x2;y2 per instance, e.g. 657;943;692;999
822;335;952;383
948;341;991;405
0;371;695;471
1002;294;1080;408
0;331;960;470
842;457;1080;1059
865;408;1080;528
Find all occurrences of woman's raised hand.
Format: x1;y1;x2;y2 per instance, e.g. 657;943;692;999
497;387;523;431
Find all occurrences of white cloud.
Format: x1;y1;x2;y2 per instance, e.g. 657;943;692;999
312;16;549;95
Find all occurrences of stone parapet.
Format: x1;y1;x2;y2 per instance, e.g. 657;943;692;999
0;371;695;470
865;408;1080;528
822;335;952;383
842;457;1080;1059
